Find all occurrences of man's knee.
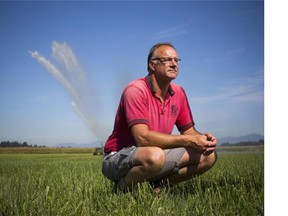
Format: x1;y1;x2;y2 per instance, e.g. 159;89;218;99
138;147;165;173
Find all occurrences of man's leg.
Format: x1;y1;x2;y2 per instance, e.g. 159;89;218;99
167;149;217;185
121;146;166;189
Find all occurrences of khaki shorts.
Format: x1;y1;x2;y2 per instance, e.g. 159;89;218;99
102;146;186;182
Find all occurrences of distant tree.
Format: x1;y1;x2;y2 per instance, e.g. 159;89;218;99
0;141;33;147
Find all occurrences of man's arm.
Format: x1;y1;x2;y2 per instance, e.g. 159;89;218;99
130;124;217;153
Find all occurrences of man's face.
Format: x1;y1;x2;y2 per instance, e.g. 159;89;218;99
149;45;180;82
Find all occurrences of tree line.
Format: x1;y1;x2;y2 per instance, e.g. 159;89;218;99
0;141;45;148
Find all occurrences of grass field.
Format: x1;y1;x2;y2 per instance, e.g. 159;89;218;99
0;147;264;215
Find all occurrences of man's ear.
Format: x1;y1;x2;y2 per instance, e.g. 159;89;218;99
148;61;155;73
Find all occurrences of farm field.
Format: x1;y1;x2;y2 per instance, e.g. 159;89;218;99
0;147;264;215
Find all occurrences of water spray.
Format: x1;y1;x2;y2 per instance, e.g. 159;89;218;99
29;41;108;141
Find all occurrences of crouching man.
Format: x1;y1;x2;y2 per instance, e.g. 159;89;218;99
102;43;217;192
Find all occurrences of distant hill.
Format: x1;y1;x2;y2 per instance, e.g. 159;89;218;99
54;141;103;148
218;133;264;145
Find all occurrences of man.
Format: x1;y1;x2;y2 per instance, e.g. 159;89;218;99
102;42;217;192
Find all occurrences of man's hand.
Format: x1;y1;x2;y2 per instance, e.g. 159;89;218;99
203;133;217;155
184;131;217;155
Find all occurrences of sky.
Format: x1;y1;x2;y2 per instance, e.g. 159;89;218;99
0;0;265;147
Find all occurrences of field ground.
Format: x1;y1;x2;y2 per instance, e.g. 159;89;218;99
0;147;264;215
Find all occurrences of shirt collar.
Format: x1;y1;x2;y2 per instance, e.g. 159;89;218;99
145;75;175;96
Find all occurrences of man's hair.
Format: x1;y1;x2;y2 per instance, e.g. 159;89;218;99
147;42;176;72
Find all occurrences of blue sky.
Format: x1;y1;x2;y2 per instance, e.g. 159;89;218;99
0;1;264;146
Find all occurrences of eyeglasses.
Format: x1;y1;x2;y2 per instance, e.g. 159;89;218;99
151;57;181;65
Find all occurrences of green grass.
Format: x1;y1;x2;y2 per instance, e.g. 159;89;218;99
0;151;264;215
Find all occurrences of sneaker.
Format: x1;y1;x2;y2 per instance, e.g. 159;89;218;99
113;180;129;193
149;179;173;196
149;180;164;196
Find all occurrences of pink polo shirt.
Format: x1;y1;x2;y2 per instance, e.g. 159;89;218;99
103;75;195;154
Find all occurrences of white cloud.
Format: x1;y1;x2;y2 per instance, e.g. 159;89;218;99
221;47;247;62
152;21;192;40
191;70;264;105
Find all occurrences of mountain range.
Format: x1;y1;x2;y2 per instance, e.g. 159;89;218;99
53;133;264;148
218;133;264;145
54;141;104;148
